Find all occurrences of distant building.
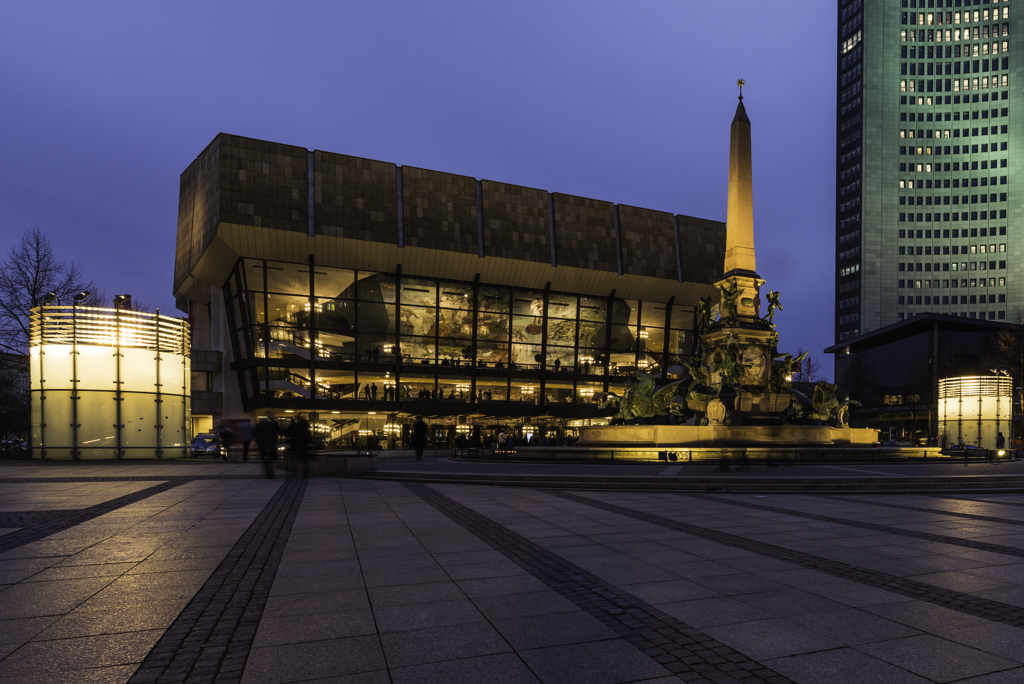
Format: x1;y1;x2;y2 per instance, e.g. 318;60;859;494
835;1;1018;343
826;313;1014;444
174;134;726;444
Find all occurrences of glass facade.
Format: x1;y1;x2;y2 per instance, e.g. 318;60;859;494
223;258;696;414
29;306;191;459
838;0;1020;342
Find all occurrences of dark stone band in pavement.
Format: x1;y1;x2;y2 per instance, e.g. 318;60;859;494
691;492;1024;561
822;494;1024;527
0;479;190;554
0;510;80;528
553;490;1024;629
128;478;306;684
404;482;793;684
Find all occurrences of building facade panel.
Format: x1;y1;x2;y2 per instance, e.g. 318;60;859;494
619;205;677;281
219;135;308;233
315;151;398;244
402;166;478;254
481;180;551;263
678;215;726;285
552;193;618;273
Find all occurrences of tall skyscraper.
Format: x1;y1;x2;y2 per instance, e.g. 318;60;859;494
836;0;1018;343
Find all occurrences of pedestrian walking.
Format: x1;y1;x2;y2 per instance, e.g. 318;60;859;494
412;416;428;461
254;417;279;479
287;416;313;479
239;419;253;462
219;425;235;461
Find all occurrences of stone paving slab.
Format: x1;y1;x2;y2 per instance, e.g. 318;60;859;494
5;462;1024;682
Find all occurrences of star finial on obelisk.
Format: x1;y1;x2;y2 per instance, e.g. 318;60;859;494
737;79;745;101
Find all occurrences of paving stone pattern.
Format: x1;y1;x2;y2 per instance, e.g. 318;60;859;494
824;494;1024;526
692;493;1024;560
0;480;188;555
404;482;793;683
553;490;1024;628
128;479;306;684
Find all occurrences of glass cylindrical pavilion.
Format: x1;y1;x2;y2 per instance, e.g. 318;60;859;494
938;375;1012;450
29;306;191;459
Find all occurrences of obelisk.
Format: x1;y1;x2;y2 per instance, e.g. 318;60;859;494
719;80;763;320
725;81;757;275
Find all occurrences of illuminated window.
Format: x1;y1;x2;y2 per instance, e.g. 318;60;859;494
983;9;989;21
944;130;951;138
955;28;962;40
908;130;915;139
928;13;934;25
981;245;987;254
973;43;980;56
974;11;980;23
973;78;980;90
955;12;961;25
999;277;1006;286
983;43;990;55
901;81;907;92
918;147;924;155
1004;41;1010;52
926;164;933;172
1000;244;1006;252
917;164;924;172
954;79;961;91
983;77;990;89
1002;74;1009;87
971;245;978;254
900;180;906;188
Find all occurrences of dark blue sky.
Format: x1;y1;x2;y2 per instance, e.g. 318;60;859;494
0;1;839;376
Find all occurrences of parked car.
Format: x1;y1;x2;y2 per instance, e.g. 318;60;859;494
190;434;222;458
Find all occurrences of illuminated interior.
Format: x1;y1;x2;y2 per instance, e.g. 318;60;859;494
29;306;191;459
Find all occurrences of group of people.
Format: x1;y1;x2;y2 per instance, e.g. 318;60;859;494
249;416;313;479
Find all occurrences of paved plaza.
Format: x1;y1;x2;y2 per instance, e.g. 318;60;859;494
4;461;1024;682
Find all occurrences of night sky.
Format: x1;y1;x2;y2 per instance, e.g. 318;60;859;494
0;2;839;377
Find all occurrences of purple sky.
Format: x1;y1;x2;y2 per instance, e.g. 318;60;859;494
0;1;839;377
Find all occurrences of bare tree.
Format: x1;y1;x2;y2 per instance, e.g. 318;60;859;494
838;353;877;407
791;347;822;383
988;308;1024;428
0;227;103;354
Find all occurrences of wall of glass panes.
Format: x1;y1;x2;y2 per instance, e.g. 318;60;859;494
223;258;695;407
29;306;191;459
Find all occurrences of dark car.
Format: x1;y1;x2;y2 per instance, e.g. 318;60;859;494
190;434;222;458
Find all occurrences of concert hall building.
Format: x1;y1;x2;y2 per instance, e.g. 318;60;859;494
174;134;725;445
